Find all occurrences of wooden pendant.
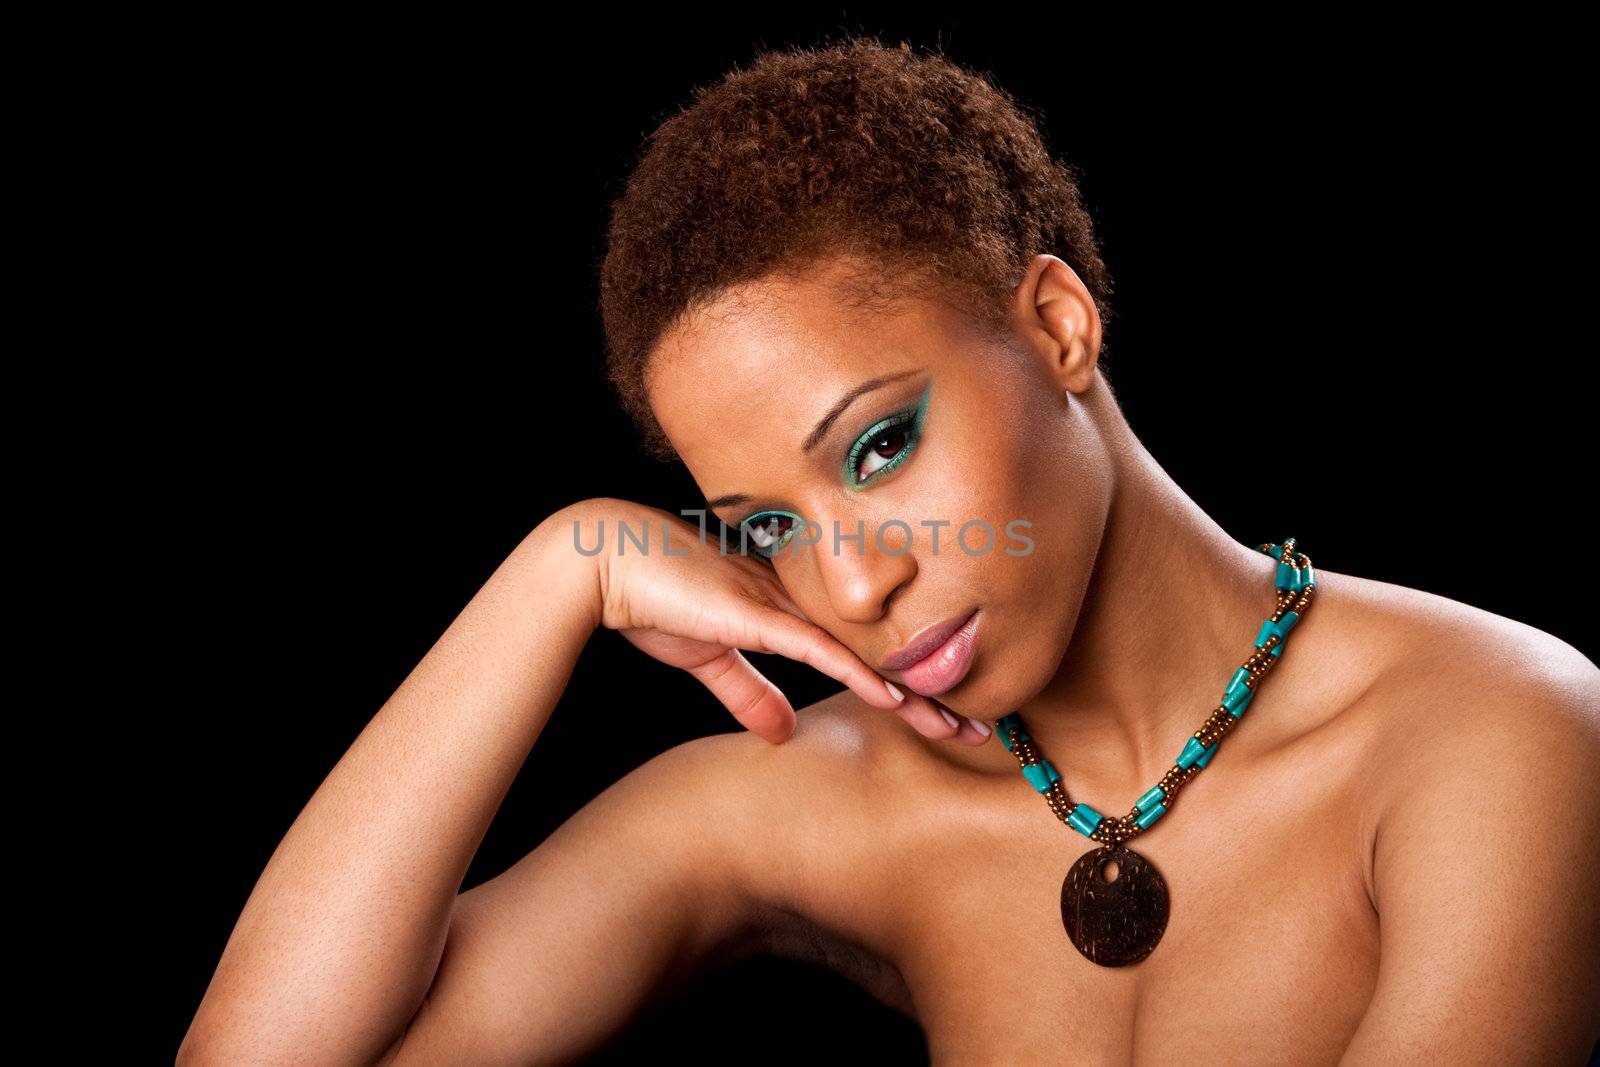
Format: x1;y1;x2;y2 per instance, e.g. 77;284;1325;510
1060;844;1170;967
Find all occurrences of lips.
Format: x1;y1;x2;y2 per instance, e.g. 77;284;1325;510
881;608;981;697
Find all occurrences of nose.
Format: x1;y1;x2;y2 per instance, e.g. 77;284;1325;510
810;511;918;625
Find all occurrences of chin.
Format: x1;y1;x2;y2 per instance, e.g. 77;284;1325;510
933;659;1024;723
955;631;1061;721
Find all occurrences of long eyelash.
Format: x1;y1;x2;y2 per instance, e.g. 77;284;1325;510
844;402;925;488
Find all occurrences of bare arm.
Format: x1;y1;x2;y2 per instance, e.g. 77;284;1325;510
179;497;935;1066
367;730;774;1066
178;503;605;1066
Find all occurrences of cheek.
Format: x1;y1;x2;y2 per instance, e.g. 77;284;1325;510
881;404;1037;567
957;384;1102;597
946;355;1066;504
941;387;1053;527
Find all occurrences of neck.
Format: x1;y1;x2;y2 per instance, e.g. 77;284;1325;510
1005;384;1279;799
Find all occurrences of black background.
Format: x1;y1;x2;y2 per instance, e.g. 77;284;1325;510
153;13;1596;1065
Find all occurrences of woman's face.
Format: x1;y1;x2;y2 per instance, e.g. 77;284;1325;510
647;254;1112;721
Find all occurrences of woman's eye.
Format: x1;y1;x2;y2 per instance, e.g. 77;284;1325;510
846;409;921;486
739;513;799;558
857;423;910;480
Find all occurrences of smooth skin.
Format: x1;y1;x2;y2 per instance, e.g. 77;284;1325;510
179;253;1600;1065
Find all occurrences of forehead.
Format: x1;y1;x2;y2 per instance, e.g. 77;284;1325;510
647;263;959;490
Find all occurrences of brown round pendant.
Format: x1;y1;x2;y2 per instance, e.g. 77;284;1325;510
1060;844;1170;967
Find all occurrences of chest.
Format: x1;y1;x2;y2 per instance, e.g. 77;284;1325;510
900;821;1378;1063
803;725;1385;1064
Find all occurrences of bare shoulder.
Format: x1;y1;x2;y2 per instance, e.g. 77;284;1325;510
683;691;920;1012
683;689;902;810
1315;573;1600;1063
1325;565;1600;804
1337;566;1597;720
690;688;910;904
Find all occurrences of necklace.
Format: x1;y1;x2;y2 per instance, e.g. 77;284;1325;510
995;537;1317;967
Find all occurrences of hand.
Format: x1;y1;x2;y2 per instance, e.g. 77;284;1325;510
577;498;984;745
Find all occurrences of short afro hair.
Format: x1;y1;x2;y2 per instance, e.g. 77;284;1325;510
598;35;1116;463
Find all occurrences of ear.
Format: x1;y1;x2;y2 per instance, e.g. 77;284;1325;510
1013;254;1101;396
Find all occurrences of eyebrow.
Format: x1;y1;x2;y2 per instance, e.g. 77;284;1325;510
703;368;922;512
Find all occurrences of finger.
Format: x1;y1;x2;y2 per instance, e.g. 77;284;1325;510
902;693;980;743
882;692;994;745
942;702;995;746
749;595;987;740
683;647;798;744
735;601;991;742
892;691;962;739
738;608;907;711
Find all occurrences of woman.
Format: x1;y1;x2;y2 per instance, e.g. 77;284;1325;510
179;37;1600;1065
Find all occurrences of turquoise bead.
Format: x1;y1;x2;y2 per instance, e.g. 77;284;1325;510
1254;619;1276;647
1224;683;1255;717
1275;561;1292;589
1225;667;1249;696
1136;786;1165;813
1022;759;1061;793
1268;544;1284;560
1176;737;1220;769
1257;612;1296;656
1067;803;1102;838
998;713;1028;752
1134;803;1167;829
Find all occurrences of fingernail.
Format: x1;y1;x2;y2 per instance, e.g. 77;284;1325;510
938;706;960;731
969;718;992;738
884;680;905;702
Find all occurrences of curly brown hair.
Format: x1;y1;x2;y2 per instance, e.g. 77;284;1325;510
597;35;1116;463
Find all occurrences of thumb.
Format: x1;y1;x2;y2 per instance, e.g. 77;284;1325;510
684;647;798;744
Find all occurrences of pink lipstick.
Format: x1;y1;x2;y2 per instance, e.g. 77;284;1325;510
883;609;980;697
